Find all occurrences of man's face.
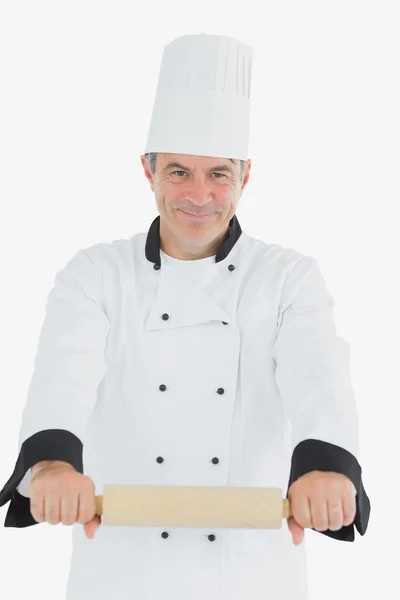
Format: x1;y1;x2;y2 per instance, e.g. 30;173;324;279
141;152;251;258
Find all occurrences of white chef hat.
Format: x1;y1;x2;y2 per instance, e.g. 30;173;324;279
144;33;253;161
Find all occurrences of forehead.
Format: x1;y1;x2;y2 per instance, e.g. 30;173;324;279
159;153;236;167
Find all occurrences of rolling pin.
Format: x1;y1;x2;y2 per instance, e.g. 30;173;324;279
95;485;292;529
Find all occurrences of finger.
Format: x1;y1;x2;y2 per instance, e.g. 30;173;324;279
342;492;357;527
287;516;304;545
77;490;97;525
291;491;312;529
60;491;79;526
84;516;101;539
44;491;61;525
327;497;343;531
30;493;45;523
310;498;329;532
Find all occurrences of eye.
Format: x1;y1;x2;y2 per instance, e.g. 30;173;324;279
171;171;226;178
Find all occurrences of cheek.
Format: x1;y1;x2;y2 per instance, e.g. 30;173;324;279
216;186;235;203
160;183;181;202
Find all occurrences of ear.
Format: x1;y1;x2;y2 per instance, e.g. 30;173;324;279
241;158;251;192
141;155;155;192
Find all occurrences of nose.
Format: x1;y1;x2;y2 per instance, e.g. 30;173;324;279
185;177;212;205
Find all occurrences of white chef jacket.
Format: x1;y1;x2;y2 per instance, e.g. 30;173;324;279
0;215;370;600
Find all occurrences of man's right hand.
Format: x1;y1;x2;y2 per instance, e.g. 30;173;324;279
28;461;101;539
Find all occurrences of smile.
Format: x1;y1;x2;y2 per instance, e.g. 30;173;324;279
179;210;215;221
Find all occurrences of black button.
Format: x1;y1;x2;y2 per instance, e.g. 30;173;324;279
228;264;235;271
211;457;219;464
161;531;169;539
153;264;161;270
159;384;167;391
156;456;164;463
217;388;224;395
222;321;228;325
207;534;216;542
162;313;169;320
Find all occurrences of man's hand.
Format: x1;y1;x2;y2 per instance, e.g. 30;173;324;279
286;471;357;545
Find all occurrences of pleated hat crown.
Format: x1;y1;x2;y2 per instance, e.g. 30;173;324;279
144;33;253;161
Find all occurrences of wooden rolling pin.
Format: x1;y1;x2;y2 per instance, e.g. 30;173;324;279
95;485;292;529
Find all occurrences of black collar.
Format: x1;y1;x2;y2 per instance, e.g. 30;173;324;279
145;214;242;267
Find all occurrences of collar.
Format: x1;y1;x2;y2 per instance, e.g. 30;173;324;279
145;214;243;268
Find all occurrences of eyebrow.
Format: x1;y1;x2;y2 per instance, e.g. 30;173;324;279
163;159;236;174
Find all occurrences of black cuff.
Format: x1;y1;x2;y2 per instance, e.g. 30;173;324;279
285;438;371;542
0;429;83;528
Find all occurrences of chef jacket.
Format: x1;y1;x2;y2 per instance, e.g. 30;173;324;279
0;214;370;600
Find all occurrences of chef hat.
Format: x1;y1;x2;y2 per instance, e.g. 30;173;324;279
144;33;253;161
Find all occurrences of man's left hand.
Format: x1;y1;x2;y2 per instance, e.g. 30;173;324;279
287;471;357;545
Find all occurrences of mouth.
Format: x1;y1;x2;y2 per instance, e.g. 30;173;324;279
178;210;215;221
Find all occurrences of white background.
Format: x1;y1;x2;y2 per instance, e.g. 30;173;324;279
0;1;398;598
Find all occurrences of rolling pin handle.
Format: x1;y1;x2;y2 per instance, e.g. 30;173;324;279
282;498;292;519
95;495;103;517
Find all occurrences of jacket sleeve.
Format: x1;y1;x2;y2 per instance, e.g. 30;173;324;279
272;256;371;542
0;249;110;527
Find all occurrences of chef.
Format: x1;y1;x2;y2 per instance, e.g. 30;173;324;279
0;33;370;600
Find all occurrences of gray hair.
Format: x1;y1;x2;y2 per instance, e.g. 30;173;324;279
144;152;247;182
